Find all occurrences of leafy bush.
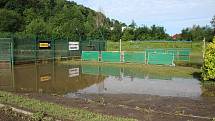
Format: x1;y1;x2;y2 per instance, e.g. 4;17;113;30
202;36;215;81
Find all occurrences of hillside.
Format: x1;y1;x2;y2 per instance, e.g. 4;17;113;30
0;0;213;42
0;0;125;40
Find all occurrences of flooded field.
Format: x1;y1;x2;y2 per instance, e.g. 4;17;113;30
0;62;215;121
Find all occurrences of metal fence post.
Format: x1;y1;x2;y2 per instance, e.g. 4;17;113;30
10;39;15;90
52;37;55;61
35;35;38;63
67;37;70;60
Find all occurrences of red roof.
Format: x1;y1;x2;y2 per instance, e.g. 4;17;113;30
172;34;182;40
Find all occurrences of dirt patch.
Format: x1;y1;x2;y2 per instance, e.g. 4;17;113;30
21;93;215;121
0;107;31;121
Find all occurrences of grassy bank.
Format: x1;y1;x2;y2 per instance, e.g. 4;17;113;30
63;60;201;79
107;41;194;51
0;91;137;121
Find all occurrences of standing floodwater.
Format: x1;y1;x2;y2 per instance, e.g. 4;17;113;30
0;62;213;98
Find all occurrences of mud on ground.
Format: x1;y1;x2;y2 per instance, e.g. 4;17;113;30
0;107;31;121
22;93;215;121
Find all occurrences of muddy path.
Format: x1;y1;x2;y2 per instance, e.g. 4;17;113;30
22;93;215;121
0;107;31;121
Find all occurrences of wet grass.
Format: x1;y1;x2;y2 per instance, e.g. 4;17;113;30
63;60;201;78
0;91;137;121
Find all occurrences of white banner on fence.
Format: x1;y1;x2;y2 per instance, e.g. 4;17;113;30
68;68;79;77
69;42;79;50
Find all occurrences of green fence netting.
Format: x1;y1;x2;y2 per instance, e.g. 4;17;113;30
146;49;165;54
82;51;99;61
0;35;107;63
147;53;174;65
80;40;106;51
0;39;13;89
54;38;69;59
176;55;190;61
124;51;146;64
0;41;11;61
146;48;191;61
167;48;190;61
101;51;121;62
81;49;190;65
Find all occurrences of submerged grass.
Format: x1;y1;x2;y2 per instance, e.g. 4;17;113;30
0;91;137;121
63;60;201;78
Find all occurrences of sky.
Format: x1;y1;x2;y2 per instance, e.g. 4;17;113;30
71;0;215;35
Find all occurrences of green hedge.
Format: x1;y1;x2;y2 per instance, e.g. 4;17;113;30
202;37;215;81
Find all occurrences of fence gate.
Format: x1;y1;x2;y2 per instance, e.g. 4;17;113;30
0;39;14;91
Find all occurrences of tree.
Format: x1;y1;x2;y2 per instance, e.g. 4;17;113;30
129;20;137;28
110;20;122;41
25;18;51;35
0;0;174;41
181;25;214;42
121;28;134;41
0;9;23;32
181;28;192;41
211;15;215;34
135;26;151;40
61;18;85;41
202;36;215;81
211;15;215;28
23;8;39;25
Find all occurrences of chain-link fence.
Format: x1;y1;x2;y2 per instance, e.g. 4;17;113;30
81;48;191;65
0;36;106;64
0;38;14;91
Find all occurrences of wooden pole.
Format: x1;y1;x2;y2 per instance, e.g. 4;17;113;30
203;37;206;59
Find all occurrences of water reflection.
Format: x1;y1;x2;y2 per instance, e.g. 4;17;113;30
0;63;105;94
0;62;214;98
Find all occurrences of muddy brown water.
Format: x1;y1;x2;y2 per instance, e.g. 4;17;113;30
0;62;215;121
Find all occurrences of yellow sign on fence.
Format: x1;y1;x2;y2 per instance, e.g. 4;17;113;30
40;74;51;82
39;43;49;48
39;41;51;49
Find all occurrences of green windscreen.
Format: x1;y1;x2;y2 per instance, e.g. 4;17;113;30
148;53;174;65
124;52;146;63
146;48;191;62
82;51;99;61
101;51;121;62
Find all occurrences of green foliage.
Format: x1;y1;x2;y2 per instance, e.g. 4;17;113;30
135;25;170;41
0;9;23;32
25;18;51;35
122;28;134;41
0;0;113;40
181;25;214;42
202;37;215;81
211;15;215;29
110;20;123;42
1;0;212;42
128;20;137;28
